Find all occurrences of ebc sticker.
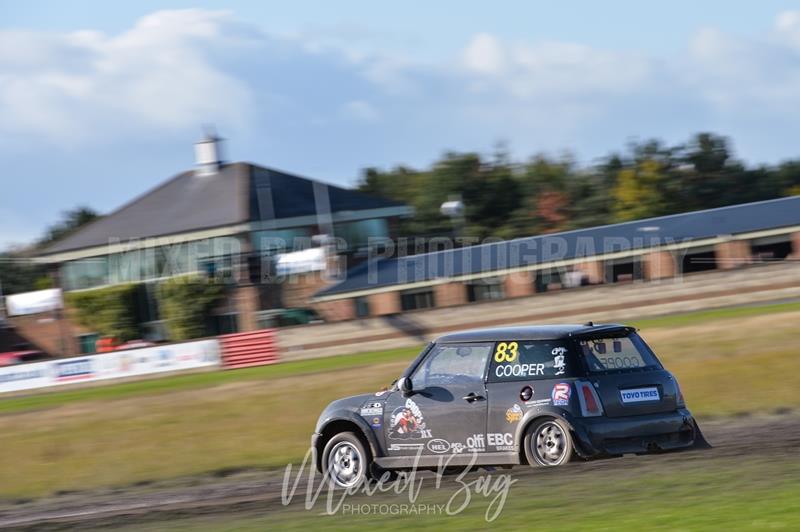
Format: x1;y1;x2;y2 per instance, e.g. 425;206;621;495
487;432;514;451
551;382;571;406
388;398;432;439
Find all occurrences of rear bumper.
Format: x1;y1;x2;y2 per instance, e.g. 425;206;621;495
569;408;703;457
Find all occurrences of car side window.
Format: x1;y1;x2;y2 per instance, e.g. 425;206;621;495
411;343;491;389
488;340;576;382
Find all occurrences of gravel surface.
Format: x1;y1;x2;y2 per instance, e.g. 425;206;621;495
1;414;798;530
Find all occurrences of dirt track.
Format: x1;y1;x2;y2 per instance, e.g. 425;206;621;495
1;414;798;530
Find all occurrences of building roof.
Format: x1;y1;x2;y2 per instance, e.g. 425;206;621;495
436;324;632;342
41;163;409;257
315;195;800;299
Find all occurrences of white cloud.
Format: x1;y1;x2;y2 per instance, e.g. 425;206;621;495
0;10;254;146
2;9;800;167
775;10;800;48
341;100;380;122
6;9;800;247
462;33;506;75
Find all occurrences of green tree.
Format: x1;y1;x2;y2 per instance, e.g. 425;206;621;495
0;253;46;296
39;206;100;247
65;284;140;341
356;134;800;242
158;276;225;341
612;159;668;222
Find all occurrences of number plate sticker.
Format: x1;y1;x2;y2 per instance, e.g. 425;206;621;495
620;387;660;403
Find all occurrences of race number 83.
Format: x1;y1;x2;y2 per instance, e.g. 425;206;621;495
494;342;519;363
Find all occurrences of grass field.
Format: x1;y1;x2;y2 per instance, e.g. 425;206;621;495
2;302;800;499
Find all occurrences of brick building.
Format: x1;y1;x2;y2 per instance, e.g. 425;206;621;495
33;135;411;354
312;196;800;319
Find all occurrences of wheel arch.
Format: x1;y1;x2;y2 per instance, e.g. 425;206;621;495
516;411;578;465
315;412;379;472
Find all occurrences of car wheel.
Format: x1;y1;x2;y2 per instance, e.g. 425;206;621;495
524;418;573;467
322;432;370;488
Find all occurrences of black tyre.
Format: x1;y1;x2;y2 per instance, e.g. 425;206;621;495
524;418;573;467
322;432;370;488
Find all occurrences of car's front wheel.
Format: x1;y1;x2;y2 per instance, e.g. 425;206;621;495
524;418;573;467
322;432;370;488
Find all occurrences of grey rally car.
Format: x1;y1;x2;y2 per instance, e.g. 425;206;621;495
312;323;709;487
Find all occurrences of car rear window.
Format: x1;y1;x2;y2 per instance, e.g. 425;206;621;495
578;334;661;372
488;340;576;382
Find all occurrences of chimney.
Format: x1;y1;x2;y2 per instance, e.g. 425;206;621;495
194;128;224;176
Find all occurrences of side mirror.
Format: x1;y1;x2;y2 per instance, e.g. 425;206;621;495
398;376;413;395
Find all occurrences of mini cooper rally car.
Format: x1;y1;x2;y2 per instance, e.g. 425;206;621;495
312;323;709;487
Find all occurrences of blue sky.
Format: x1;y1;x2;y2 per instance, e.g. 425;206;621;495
2;1;800;247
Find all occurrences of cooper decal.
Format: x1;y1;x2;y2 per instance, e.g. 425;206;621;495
389;398;432;439
552;382;571;406
495;363;544;378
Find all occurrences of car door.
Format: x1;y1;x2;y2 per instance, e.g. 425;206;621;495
485;339;579;453
383;342;492;457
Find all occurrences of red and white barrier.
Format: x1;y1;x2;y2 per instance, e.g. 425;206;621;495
219;329;279;369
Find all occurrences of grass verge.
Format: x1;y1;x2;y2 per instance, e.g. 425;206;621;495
1;302;799;498
141;454;800;531
0;346;420;414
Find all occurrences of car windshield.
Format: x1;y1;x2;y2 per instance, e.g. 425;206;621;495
577;333;661;372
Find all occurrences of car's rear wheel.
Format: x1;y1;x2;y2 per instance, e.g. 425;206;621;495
322;432;369;488
524;418;573;467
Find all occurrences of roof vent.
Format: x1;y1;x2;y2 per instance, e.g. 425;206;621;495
194;128;224;176
584;321;594;326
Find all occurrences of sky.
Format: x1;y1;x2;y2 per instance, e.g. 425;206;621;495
2;1;800;248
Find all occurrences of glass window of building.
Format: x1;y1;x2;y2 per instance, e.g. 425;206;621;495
354;296;370;318
333;219;389;252
400;289;436;311
466;277;505;302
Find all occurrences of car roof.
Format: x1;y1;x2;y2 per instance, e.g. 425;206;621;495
435;323;633;343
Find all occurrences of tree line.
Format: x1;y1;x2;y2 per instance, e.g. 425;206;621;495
358;133;800;241
0;207;98;296
4;132;800;296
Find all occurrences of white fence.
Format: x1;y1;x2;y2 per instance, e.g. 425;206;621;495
0;339;221;394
